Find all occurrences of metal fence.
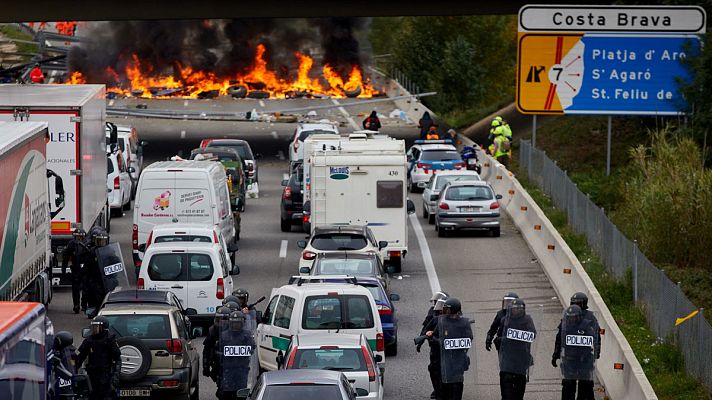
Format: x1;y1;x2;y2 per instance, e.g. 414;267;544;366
520;139;712;393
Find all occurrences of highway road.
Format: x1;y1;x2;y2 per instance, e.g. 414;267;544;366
47;100;573;399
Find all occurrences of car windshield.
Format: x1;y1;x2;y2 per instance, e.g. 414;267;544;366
315;258;376;276
209;142;253;160
299;129;337;142
147;253;214;281
445;186;493;201
421;150;461;161
311;234;368;251
192;152;238;162
362;284;385;302
154;235;212;244
435;175;478;191
262;385;342;399
292;348;366;371
303;295;374;330
104;314;171;339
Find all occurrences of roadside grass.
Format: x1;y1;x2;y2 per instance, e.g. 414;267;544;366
0;24;38;62
514;170;710;400
441;97;513;129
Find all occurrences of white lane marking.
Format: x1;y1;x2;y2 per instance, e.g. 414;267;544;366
180;130;186;139
279;240;288;258
271;131;278;139
409;213;441;294
259;100;266;107
331;98;359;130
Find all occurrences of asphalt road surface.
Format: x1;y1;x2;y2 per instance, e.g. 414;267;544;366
47;102;573;399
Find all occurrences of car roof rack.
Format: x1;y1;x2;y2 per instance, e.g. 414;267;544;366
288;275;358;286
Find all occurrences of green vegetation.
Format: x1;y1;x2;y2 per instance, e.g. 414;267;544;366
515;171;710;400
369;16;516;126
0;24;38;62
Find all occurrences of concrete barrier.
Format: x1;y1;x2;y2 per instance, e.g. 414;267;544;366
459;135;658;400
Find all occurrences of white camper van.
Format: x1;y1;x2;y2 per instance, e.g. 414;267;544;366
132;161;237;268
308;134;415;272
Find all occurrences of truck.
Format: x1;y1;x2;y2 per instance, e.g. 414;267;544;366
308;133;414;272
0;122;64;304
0;84;109;287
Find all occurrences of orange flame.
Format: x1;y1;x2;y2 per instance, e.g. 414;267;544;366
55;21;78;36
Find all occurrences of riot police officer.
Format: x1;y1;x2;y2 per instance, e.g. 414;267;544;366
83;229;111;315
233;287;254;314
486;292;519;352
76;316;121;400
61;228;90;313
419;298;446;400
428;298;473;400
553;305;597;400
421;291;449;337
204;306;231;385
498;299;536;400
216;311;256;400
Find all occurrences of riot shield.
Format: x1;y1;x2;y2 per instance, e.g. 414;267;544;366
95;243;129;294
560;308;597;381
244;310;260;389
439;315;474;384
218;314;257;395
498;305;539;378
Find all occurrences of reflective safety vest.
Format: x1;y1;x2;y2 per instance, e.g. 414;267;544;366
494;135;510;159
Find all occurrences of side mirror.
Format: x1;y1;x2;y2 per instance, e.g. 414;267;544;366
138;244;147;252
430;194;440;202
355;388;369;397
81;328;90;338
495;194;503;200
140;140;148;147
386;265;396;274
236;388;250;399
406;199;416;214
228;243;239;253
299;267;311;274
389;293;400;301
192;326;204;338
255;153;263;159
184;308;198;316
128;167;136;173
276;351;285;369
378;241;388;250
374;354;383;363
255;310;264;324
231;264;240;275
297;240;307;249
281;179;288;186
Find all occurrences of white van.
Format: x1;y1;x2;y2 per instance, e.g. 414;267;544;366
137;241;238;323
106;123;143;194
256;277;385;372
132;161;237;268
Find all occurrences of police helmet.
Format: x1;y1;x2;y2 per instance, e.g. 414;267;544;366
222;295;239;306
229;311;246;331
233;288;249;303
225;301;240;312
93;233;109;247
72;228;86;241
215;306;231;326
53;331;74;349
90;316;109;336
430;291;449;303
443;298;462;315
508;298;526;319
502;292;519;310
565;305;583;326
433;298;446;312
570;292;589;310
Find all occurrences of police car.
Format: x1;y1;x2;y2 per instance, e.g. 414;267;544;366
406;140;465;193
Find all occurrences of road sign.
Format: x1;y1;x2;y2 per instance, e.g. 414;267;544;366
516;4;705;115
517;33;701;115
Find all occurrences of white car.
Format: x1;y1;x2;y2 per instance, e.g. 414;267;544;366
137;241;239;324
422;170;482;224
107;149;132;217
297;225;385;273
289;121;339;166
139;223;239;268
281;334;384;400
106;124;144;196
406;140;464;193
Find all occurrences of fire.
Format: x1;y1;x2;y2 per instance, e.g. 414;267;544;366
67;44;377;99
55;21;78;36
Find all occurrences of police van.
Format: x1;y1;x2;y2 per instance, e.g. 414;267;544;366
307;134;414;272
256;277;385;372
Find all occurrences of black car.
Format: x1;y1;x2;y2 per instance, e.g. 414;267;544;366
280;164;304;232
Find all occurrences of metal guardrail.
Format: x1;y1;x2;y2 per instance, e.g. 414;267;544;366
519;139;712;394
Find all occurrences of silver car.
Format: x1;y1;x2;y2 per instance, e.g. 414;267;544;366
434;181;502;237
421;170;481;224
238;369;367;400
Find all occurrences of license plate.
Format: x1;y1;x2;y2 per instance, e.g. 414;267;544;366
119;389;151;397
460;206;479;212
467;159;476;164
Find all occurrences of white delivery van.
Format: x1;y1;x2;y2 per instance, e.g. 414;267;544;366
256;277;385;372
132;161;237;268
308;134;415;272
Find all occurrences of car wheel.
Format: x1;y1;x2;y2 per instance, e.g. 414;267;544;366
491;228;501;237
190;377;199;400
110;207;122;218
123;199;131;211
408;179;415;193
386;341;398;356
428;213;435;225
437;225;447;238
389;257;402;274
422;205;428;219
117;336;152;383
280;217;291;232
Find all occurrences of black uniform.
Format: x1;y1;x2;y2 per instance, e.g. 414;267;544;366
217;326;255;400
553;308;599;400
421;313;442;400
76;332;121;400
61;238;91;310
434;314;473;400
498;311;536;400
203;324;222;383
486;309;506;351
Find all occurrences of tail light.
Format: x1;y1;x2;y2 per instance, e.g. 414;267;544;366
213;231;219;243
248;163;254;172
283;186;292;200
199;139;212;148
303;214;310;224
145;231;153;251
285;347;298;369
158;380;179;388
113;176;120;190
377;304;393;316
490;202;500;210
388;250;400;258
132;224;139;249
361;345;376;381
216;278;225;299
416;163;427;169
137;277;145;290
376;333;384;352
302;251;316;260
165;339;182;354
454;163;465;169
439;203;450;210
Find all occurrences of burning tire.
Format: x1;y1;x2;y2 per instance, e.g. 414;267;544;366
247;90;270;99
228;85;248;98
131;89;144;97
197;90;219;99
344;85;362;98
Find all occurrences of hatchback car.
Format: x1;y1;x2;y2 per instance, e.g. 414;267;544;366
280;334;383;399
91;290;200;400
107;148;132;217
434;180;502;237
297;225;385;272
421;170;481;224
289;122;339;166
237;370;366;400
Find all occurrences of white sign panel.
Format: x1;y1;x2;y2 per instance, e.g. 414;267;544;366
519;5;706;34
